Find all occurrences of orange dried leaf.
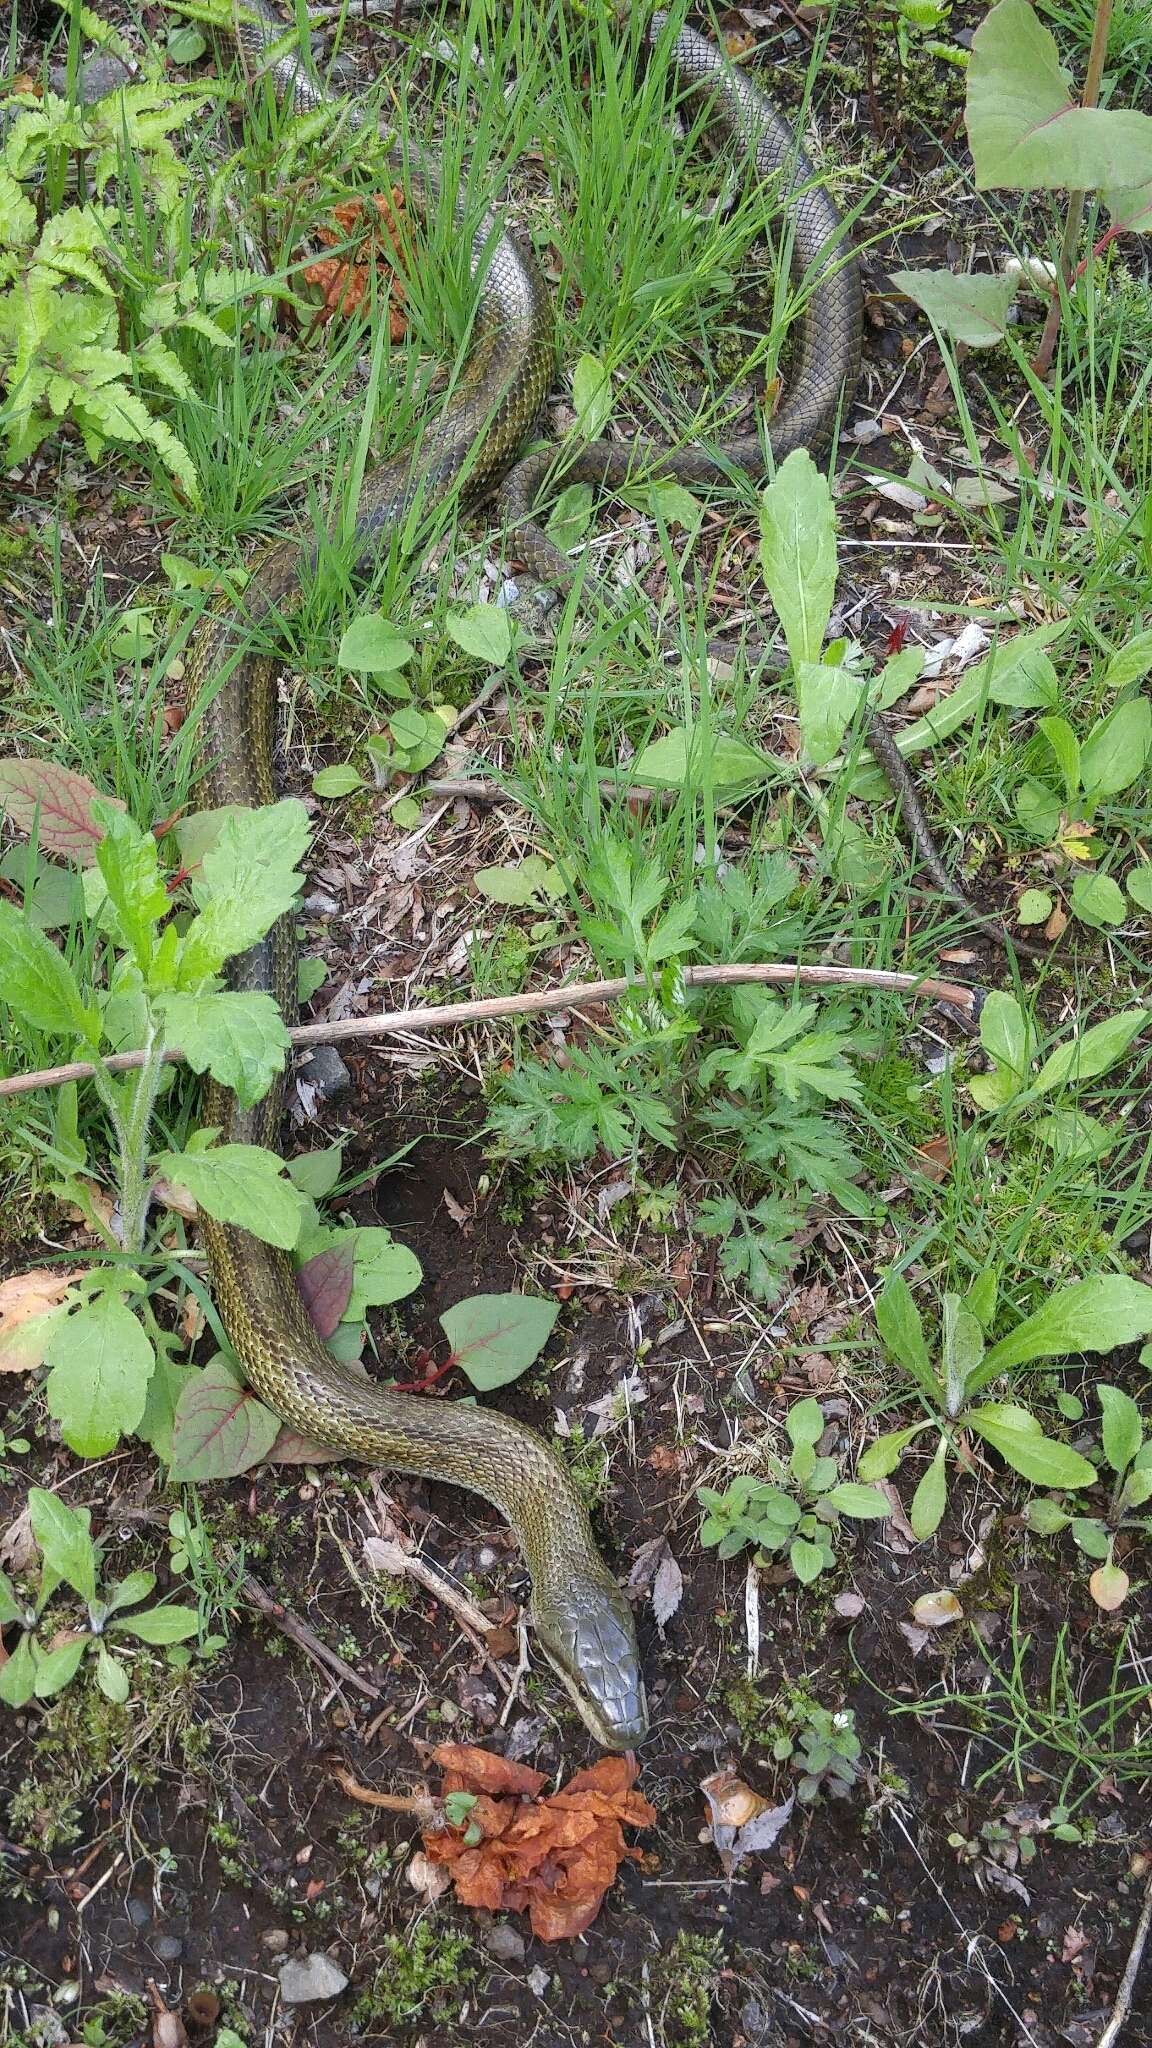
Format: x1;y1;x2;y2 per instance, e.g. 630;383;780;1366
0;1267;86;1371
421;1745;654;1943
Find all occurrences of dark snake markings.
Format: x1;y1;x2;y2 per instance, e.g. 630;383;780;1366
195;3;1027;1750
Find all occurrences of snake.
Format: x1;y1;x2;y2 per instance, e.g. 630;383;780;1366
193;1;1008;1752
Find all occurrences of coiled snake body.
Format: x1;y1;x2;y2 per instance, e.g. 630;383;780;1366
195;3;860;1748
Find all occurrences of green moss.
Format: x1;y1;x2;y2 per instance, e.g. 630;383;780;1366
350;1921;476;2031
651;1932;724;2048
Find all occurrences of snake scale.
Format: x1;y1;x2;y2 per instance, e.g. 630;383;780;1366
194;3;991;1749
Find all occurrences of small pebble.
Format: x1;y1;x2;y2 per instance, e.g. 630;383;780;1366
483;1922;526;1965
261;1928;290;1955
153;1934;183;1963
126;1897;152;1929
278;1952;349;2004
296;1044;352;1103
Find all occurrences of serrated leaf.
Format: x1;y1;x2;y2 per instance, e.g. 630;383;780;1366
759;448;837;668
178;799;310;982
0;901;101;1043
891;266;1017;346
27;1488;97;1604
0;757;123;863
474;857;564;908
155;989;289;1108
440;1293;560;1391
169;1353;281;1480
156;1144;306;1250
43;1295;154;1457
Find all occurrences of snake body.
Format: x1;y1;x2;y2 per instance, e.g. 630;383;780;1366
194;4;862;1749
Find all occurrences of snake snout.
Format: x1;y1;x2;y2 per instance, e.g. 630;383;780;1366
534;1575;648;1751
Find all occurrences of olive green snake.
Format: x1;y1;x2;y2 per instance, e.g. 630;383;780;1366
195;2;865;1749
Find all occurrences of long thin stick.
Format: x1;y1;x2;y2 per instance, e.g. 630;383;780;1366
1094;1866;1152;2048
0;962;978;1100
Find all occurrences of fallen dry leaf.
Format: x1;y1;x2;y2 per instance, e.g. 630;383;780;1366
700;1773;794;1876
420;1742;654;1942
912;1589;964;1628
302;190;409;337
0;1267;87;1371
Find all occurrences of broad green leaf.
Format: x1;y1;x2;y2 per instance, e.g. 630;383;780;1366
979;990;1033;1084
547;482;594;549
313;764;366;798
1071;1516;1112;1559
337;614;413;672
298;957;328;1002
105;1570;157;1614
1102;632;1152;691
910;1439;949;1539
33;1637;88;1698
178;799;310;983
1017;888;1054;926
826;1482;890;1520
795;661;863;766
967;0;1152;192
1032;1010;1143;1096
1127;865;1152;912
786;1398;825;1450
1098;1384;1143;1476
43;1295;154;1457
92;801;168;974
109;1603;200;1643
1102;179;1152;236
857;1421;931;1480
0;901;100;1043
758;448;837;667
169;1352;282;1480
96;1644;130;1701
474;857;564;908
135;1345;195;1463
287;1143;344;1199
875;1274;934;1393
1080;699;1152;800
1034;1108;1116;1164
572;353;612;437
789;1537;827;1584
967;1403;1096;1486
343;1229;421;1317
155;990;289;1108
1025;1497;1071;1535
1038;715;1081;803
156;1144;306;1250
630;727;775;790
982;1276;1152;1376
845;625;1068;788
440;1293;560;1391
0;1573;22;1627
1070;872;1127;929
942;1294;985;1412
445;603;517;666
1015;778;1062;842
0;1632;38;1707
0;757;122;864
27;1488;97;1605
965;1269;998;1332
890;266;1017;346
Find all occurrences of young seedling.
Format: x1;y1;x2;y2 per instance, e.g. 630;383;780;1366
698;1398;890;1583
771;1703;863;1802
1026;1382;1152;1608
859;1271;1152;1536
0;1489;199;1707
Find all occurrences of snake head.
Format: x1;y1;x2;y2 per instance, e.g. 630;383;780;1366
533;1571;648;1751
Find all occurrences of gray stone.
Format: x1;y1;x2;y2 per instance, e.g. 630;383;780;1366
48;54;132;103
483;1922;526;1965
125;1897;152;1929
278;1952;349;2004
153;1933;184;1962
261;1927;290;1954
296;1044;352;1103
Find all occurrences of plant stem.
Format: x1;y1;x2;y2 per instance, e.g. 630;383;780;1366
1033;0;1115;377
113;1025;166;1254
